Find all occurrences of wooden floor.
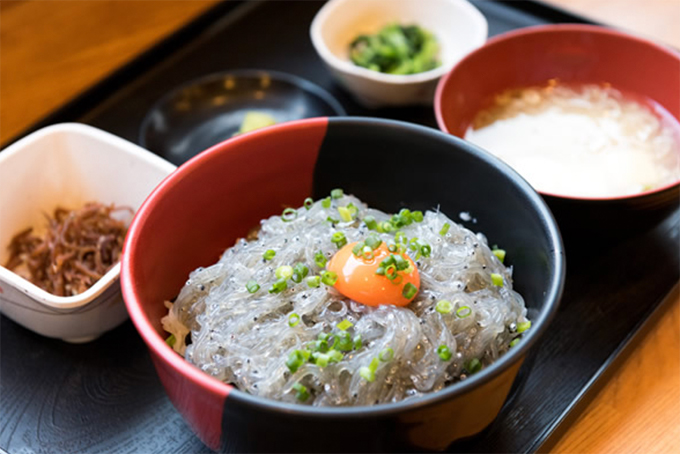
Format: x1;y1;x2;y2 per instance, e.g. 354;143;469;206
1;1;679;452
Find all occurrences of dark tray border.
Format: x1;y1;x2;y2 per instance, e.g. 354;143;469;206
3;1;675;453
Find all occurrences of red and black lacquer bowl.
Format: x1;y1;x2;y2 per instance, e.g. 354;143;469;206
435;24;680;236
121;117;565;452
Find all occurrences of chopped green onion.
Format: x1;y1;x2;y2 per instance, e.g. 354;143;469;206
338;206;353;222
379;221;394;233
291;263;309;283
246;279;260;294
337;319;353;331
492;248;506;263
363;216;378;230
321;197;331;208
365;234;382;250
440;223;451;236
352;242;365;256
318;332;331;342
311;338;329;353
412;211;424;222
467;358;482;374
395;231;407;244
327;216;339;225
420;243;432;258
306;275;321;288
385;264;398;280
321;271;338;286
393;254;408;271
362;246;374;260
359;366;375;382
397;209;413;226
165;334;176;347
435;300;453;314
387;242;398;253
314;251;327;268
456;306;472;318
328;350;344;363
380;348;394;362
353;334;362;350
517;320;532;333
263;249;276;261
276;265;294;280
331;188;344;199
509;338;521;348
437;345;452;361
292;382;310;401
491;273;504;287
334;331;353;351
402;282;418;299
269;278;288;294
281;207;297;222
331;232;347;248
286;350;306;373
313;352;330;367
304;197;314;210
288;313;300;327
369;357;380;373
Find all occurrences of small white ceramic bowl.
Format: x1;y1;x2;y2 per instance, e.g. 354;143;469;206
0;123;176;343
310;0;488;107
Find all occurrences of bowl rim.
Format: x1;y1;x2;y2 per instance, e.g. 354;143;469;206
309;0;488;85
138;69;346;149
434;23;680;202
0;122;176;309
122;116;566;417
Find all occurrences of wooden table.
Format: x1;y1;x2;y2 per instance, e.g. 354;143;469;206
1;1;679;452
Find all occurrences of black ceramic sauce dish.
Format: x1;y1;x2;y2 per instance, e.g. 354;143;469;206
122;118;566;453
139;70;346;165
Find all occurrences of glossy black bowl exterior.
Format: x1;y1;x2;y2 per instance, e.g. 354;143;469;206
123;117;565;452
139;70;345;165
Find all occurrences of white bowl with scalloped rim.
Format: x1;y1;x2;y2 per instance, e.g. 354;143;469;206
0;123;176;343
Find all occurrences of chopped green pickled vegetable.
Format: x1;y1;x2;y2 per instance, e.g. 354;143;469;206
349;24;440;75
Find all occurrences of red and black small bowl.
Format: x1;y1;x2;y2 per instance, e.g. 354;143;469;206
121;117;565;452
435;24;680;236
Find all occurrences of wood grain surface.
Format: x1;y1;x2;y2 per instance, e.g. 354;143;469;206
1;1;679;453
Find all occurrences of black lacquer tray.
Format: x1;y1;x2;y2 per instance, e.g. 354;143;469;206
2;1;678;453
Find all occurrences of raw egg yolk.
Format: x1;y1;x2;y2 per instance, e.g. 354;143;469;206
327;242;420;307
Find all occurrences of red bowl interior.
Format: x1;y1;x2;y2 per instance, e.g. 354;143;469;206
434;24;680;201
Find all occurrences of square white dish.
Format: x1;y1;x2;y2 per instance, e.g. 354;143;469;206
0;123;176;343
